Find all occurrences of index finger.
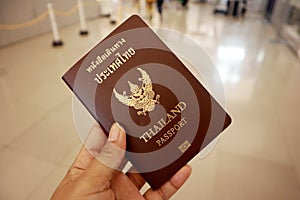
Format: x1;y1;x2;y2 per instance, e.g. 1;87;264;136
126;166;146;190
143;165;192;200
65;124;107;179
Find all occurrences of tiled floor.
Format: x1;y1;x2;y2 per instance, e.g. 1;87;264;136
1;1;300;200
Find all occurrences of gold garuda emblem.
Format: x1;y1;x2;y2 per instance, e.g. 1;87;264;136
113;68;160;116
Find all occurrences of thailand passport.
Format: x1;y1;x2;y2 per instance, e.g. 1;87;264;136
62;15;231;189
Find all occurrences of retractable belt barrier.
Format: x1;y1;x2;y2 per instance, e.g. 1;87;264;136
0;1;98;46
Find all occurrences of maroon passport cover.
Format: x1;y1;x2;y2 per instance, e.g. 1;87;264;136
62;15;232;189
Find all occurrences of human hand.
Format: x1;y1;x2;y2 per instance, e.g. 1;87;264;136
51;123;192;200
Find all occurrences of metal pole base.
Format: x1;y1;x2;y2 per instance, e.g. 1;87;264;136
110;20;116;25
52;40;64;47
79;30;89;35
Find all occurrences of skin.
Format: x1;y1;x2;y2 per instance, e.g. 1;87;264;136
51;123;192;200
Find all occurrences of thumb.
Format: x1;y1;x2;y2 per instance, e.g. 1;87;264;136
82;122;126;189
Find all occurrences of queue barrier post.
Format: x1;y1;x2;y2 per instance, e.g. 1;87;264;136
77;0;89;35
47;3;63;46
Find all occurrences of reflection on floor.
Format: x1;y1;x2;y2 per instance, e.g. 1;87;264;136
0;2;300;200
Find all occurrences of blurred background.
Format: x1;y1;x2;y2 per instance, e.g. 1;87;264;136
0;0;300;199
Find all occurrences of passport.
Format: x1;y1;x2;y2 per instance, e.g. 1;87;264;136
62;15;232;189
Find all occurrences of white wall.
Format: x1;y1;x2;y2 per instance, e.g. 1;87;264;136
0;0;101;47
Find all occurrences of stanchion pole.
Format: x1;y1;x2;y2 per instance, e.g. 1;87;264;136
97;0;111;17
110;0;118;24
77;0;88;35
139;0;147;19
47;3;63;46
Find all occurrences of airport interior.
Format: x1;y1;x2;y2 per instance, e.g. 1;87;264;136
0;0;300;199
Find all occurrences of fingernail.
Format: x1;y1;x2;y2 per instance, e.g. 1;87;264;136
108;122;124;141
173;166;191;187
116;122;125;133
173;172;184;184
